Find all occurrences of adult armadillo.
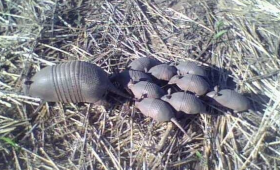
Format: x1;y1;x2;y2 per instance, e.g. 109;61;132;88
206;87;250;112
176;61;207;78
128;57;161;72
135;98;187;135
169;74;210;96
161;90;206;114
26;61;131;103
148;64;177;81
110;69;153;89
128;81;165;99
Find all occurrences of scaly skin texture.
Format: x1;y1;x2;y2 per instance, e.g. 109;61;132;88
128;57;161;72
128;81;165;99
110;70;153;88
161;92;206;114
176;61;207;77
206;89;250;112
169;75;209;96
28;61;131;103
148;64;177;81
135;98;174;122
135;98;188;135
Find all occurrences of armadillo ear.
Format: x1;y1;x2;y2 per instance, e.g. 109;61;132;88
214;86;221;96
140;92;148;99
176;70;183;78
167;88;172;99
167;88;171;95
214;85;219;92
144;67;148;73
128;79;135;88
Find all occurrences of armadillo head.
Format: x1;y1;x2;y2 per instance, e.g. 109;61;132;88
161;88;172;102
161;95;170;102
206;86;221;98
168;75;180;84
206;91;217;98
127;79;135;89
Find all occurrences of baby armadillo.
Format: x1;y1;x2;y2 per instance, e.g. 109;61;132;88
176;61;207;78
148;64;177;81
135;98;187;134
110;69;153;88
128;81;165;99
169;74;210;96
128;57;161;72
161;90;206;114
206;87;250;112
26;61;131;103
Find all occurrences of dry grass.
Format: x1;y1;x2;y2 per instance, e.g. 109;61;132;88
1;0;280;169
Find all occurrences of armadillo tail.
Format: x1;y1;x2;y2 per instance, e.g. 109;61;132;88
156;122;174;152
170;118;189;137
108;83;133;100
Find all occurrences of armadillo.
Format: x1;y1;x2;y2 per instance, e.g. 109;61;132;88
26;61;131;103
169;74;210;96
176;61;207;78
128;81;165;99
161;91;206;114
128;57;161;72
135;98;187;134
148;64;177;81
206;88;250;112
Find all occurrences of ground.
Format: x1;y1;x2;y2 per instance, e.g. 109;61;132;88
0;0;280;169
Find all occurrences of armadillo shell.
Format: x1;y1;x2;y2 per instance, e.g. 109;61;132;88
206;89;250;112
175;74;209;96
29;61;109;103
135;98;174;122
148;64;177;81
128;57;161;71
112;70;153;88
130;81;165;99
176;61;207;78
162;92;205;114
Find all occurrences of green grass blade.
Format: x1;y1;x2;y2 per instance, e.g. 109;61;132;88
213;30;228;39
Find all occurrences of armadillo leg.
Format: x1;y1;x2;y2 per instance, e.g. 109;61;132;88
108;84;133;100
22;62;32;95
170;118;189;137
22;79;31;95
156;122;173;152
29;101;46;117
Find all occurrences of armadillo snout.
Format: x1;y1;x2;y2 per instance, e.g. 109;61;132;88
168;75;180;84
206;91;217;98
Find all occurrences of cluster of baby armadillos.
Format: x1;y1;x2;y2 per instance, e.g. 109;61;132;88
110;57;250;135
24;58;250;138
